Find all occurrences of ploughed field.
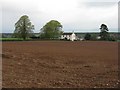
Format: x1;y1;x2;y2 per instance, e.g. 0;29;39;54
2;41;118;88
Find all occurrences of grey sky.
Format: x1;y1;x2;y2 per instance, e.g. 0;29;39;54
0;6;2;34
0;0;119;33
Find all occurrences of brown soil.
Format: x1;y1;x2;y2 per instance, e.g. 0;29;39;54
2;41;119;88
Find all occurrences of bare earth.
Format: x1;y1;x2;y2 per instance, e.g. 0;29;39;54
2;41;119;88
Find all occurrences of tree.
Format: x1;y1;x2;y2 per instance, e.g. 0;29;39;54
91;34;97;41
40;20;63;39
13;15;34;40
84;33;91;40
100;24;109;40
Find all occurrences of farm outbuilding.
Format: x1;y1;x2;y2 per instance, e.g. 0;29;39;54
61;31;78;41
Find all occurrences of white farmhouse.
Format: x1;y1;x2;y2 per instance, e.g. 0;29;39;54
61;31;78;41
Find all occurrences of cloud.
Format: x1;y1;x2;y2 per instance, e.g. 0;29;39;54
0;5;2;33
82;2;117;8
0;0;118;33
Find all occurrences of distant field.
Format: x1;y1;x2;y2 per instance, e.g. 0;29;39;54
0;38;31;41
2;41;118;88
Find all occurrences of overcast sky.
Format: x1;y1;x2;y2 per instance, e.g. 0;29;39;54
0;0;119;33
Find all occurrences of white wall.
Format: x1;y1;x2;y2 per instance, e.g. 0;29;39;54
70;33;76;41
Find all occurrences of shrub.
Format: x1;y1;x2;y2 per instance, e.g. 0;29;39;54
84;33;91;40
108;36;116;41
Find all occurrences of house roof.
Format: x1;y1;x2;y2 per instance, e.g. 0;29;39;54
62;33;72;35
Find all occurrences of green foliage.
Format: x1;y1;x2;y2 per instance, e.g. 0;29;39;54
108;36;116;41
100;24;109;40
84;33;91;40
1;34;6;38
40;20;63;39
117;40;120;42
91;34;97;40
13;15;34;40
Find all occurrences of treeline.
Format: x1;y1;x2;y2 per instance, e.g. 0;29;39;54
4;15;118;41
13;15;63;40
84;24;117;41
